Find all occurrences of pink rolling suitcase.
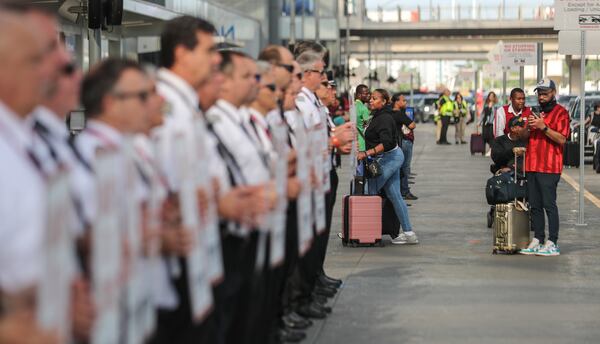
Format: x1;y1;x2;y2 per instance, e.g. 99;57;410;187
342;195;383;247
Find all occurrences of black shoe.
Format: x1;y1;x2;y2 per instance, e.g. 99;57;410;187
322;274;342;285
443;142;452;145
316;278;339;290
318;274;341;288
277;328;306;343
404;193;418;201
455;141;459;144
314;286;336;298
296;303;327;319
408;181;415;185
311;294;329;305
287;312;313;327
311;301;332;314
282;314;312;330
461;141;467;144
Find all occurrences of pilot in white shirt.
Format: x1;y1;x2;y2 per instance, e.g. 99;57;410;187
0;101;46;294
208;99;271;186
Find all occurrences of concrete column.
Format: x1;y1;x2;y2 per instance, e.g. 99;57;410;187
567;55;583;95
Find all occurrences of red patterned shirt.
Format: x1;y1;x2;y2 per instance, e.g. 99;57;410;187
525;103;570;174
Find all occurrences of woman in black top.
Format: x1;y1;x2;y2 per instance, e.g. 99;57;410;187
357;89;418;245
479;91;498;152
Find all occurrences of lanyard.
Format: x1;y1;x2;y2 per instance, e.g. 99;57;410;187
205;121;247;186
0;115;46;178
133;144;169;189
33;120;60;164
216;104;270;169
216;104;255;142
158;76;200;117
301;89;320;109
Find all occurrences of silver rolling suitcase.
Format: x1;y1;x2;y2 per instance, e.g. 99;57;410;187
492;150;530;254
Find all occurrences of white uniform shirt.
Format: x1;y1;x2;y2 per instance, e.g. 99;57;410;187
0;101;46;293
207;100;271;186
494;104;526;138
31;107;90;235
248;108;277;164
296;87;322;129
74;120;125;224
154;68;229;309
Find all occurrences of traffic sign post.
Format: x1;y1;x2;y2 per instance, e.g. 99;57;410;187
554;0;598;226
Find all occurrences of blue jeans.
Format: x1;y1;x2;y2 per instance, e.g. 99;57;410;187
367;148;413;232
400;139;413;196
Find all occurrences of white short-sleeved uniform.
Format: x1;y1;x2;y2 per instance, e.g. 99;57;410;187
30;107;90;236
296;87;323;130
248;108;277;164
207;100;271;186
153;68;227;310
0;102;46;293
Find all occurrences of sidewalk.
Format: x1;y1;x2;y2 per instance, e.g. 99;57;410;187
303;124;600;344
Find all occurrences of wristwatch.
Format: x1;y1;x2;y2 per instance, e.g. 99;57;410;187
542;126;549;133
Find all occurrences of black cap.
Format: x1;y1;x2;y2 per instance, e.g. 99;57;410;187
508;116;526;128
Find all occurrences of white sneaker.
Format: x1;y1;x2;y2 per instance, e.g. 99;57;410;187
535;240;560;257
392;232;419;245
519;238;540;255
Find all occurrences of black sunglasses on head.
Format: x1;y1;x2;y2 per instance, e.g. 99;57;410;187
277;63;294;73
264;84;277;92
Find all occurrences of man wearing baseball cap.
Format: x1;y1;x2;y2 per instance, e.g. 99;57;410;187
520;78;570;256
491;116;528;174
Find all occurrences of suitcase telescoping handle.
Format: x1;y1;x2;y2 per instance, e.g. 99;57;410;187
514;148;526;203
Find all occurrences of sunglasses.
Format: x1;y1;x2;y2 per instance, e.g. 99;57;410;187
277;63;294;73
62;62;76;76
113;86;156;103
264;84;277;92
305;69;325;75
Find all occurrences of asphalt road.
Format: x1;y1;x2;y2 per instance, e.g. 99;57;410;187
303;123;600;344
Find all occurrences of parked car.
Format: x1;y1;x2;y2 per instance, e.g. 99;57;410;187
421;94;440;123
569;95;600;144
557;94;576;109
406;94;425;123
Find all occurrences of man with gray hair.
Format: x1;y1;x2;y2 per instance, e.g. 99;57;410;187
293;48;340;320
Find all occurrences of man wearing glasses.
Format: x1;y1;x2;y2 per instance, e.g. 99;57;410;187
520;79;570;257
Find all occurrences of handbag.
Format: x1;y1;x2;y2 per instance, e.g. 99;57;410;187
485;150;527;205
364;157;382;178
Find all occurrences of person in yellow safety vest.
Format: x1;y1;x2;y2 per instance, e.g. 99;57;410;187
437;88;453;145
434;94;442;143
453;92;469;144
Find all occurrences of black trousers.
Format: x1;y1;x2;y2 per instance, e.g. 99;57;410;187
246;233;272;344
214;233;247;344
527;172;561;244
440;116;451;143
149;259;217;344
226;231;259;344
277;202;300;318
317;168;339;276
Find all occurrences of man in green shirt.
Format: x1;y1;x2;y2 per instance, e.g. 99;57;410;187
355;84;371;151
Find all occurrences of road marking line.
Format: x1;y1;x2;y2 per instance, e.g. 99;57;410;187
561;172;600;209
